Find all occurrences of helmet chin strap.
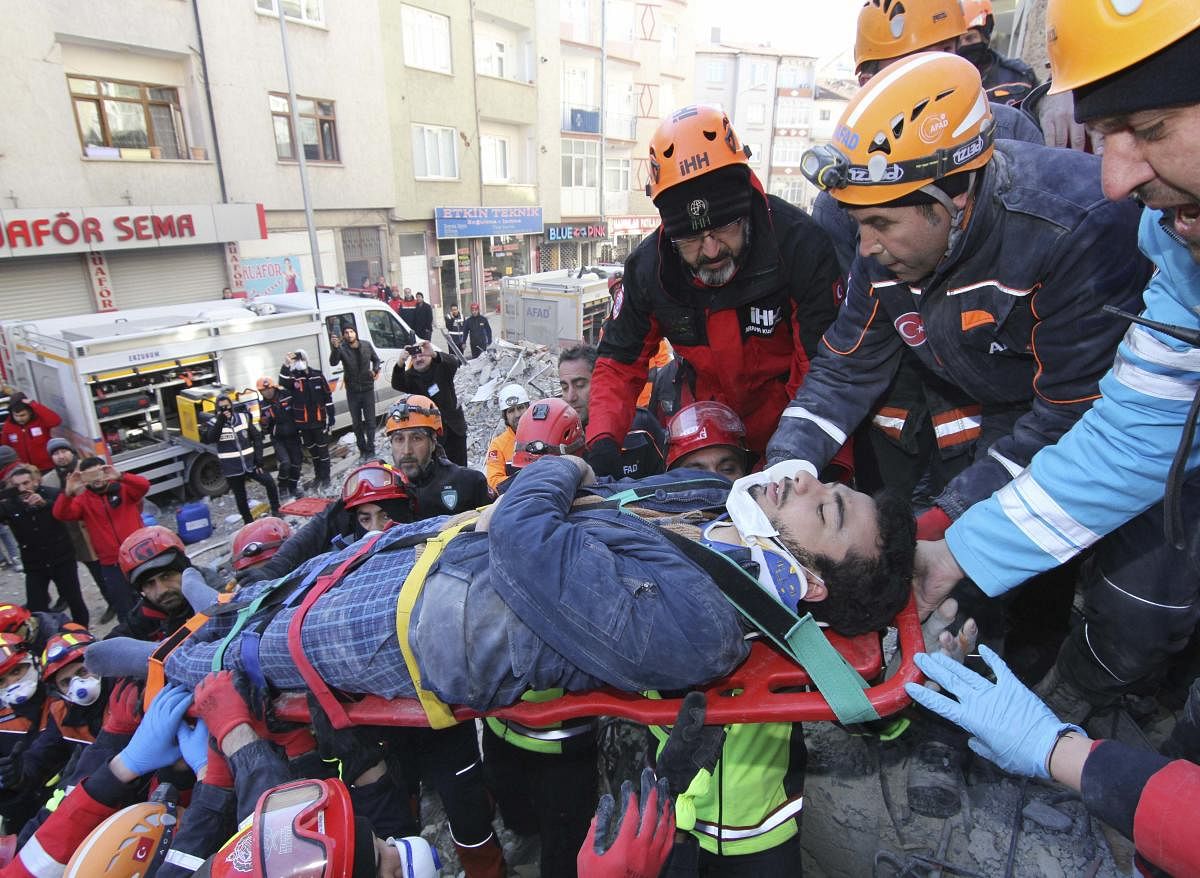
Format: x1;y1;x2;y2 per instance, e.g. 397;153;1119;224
921;171;977;261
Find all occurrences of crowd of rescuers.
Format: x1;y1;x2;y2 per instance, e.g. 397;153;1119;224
3;0;1200;873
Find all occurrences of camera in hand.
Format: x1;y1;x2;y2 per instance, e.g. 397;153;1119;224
405;344;424;356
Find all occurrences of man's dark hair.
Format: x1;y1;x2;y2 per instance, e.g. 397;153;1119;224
787;490;916;636
558;344;598;371
79;456;106;470
7;465;36;481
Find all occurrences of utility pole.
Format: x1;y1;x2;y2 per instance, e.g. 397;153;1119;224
275;4;324;308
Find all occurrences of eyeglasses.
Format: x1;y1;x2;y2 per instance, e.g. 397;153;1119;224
670;216;746;249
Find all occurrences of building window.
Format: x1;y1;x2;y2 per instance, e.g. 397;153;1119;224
744;103;766;125
606;1;635;41
69;76;188;158
481;135;510;183
772;139;806;166
819;108;832;121
749;61;771;86
743;142;762;164
402;5;452;74
605;157;631;193
776;99;813;128
269;93;339;162
773;179;807;204
412;124;459;179
476;39;508;78
661;24;678;60
256;0;324;25
562;139;599;188
706;61;725;83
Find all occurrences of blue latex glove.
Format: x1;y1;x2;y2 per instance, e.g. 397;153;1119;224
905;645;1083;779
177;718;210;777
117;684;190;777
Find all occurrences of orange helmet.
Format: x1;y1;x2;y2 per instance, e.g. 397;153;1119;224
0;604;30;636
1047;0;1200;95
41;629;95;681
855;0;967;75
385;395;442;436
801;52;994;206
645;105;751;201
0;633;31;678
64;786;183;877
960;0;993;33
231;517;293;572
255;376;277;392
512;399;585;468
665;402;751;470
118;526;188;588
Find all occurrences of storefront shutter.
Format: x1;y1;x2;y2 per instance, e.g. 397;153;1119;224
106;244;228;310
0;254;93;320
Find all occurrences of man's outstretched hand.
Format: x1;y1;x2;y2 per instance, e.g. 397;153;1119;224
913;539;967;621
577;768;674;878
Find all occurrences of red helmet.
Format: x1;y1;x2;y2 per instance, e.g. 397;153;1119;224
512;399;586;469
118;526;187;588
665;401;751;469
0;633;32;678
200;778;364;878
40;629;95;681
231;517;293;572
341;463;412;509
0;605;31;636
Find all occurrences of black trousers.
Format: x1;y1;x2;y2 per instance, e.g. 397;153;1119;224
227;470;280;524
482;723;597;878
443;425;468;467
664;832;803;877
1057;477;1200;705
345;389;377;455
25;560;88;627
99;563;136;624
298;427;331;484
273;434;303;494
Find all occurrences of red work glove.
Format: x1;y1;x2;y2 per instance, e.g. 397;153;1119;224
916;507;953;542
202;745;234;789
101;680;143;736
193;671;258;749
269;727;317;760
577;769;675;878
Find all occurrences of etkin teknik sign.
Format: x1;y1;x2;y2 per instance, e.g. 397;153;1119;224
544;222;609;242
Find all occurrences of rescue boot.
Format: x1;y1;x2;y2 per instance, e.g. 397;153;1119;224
454;835;506;878
1161;676;1200;761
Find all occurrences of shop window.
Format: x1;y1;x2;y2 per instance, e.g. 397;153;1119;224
256;0;323;25
402;5;452;74
366;309;414;349
412;124;459;179
69;76;188;158
270;93;339;162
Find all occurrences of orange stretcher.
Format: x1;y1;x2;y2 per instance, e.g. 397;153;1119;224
272;598;925;727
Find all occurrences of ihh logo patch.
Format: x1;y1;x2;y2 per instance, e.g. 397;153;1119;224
894;312;927;347
742;305;782;337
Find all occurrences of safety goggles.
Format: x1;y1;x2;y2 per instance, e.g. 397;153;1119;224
341;465;404;503
668;401;746;443
670;216;746;249
252;779;354;878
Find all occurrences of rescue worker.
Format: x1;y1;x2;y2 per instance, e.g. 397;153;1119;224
229;516;292;577
110;526;196;642
956;0;1038;106
203;394;281;525
41;440;110;622
585;106;847;477
766;54;1149;550
444;304;467;355
0;635;48;832
0;467;87;625
391;341;470;467
386;396;489;516
666;402;754;480
52;458;150;624
0;394;61;474
559;345;666;480
463;303;492;359
482;396;598;878
278;349;335;492
656;402;805;872
483;383;530;493
329;323;382;460
233;465;413;587
913;3;1200;727
0;606;66;667
257;376;303;500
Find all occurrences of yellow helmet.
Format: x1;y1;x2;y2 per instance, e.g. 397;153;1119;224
1047;0;1200;95
855;0;967;75
802;53;994;206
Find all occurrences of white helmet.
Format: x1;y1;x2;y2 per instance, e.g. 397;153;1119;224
498;383;530;411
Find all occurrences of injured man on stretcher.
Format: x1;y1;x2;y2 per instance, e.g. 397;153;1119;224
89;456;916;711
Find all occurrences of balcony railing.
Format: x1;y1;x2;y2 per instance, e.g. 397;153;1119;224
562;104;601;134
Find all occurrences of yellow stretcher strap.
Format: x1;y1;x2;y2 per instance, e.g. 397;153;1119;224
395;516;479;729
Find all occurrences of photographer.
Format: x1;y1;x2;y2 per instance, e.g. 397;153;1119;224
390;340;469;466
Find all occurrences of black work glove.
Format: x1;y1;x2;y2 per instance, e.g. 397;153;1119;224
586;437;623;480
0;743;27;790
657;691;726;797
305;692;384;784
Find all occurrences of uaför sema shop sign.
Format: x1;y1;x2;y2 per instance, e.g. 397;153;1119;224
0;203;267;258
434;207;543;239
